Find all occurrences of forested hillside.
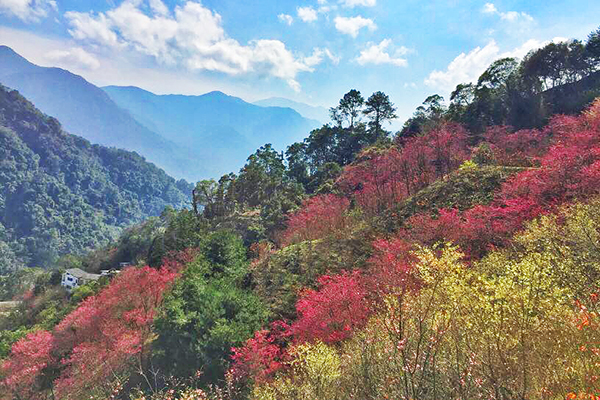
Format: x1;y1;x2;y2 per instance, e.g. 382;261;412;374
0;85;192;271
3;29;600;400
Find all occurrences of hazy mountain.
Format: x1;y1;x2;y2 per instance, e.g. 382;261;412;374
102;86;321;177
0;45;203;181
0;84;192;269
254;97;330;124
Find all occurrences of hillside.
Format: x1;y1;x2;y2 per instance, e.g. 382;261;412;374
0;84;192;270
102;86;321;177
0;46;202;181
3;30;600;400
6;97;600;399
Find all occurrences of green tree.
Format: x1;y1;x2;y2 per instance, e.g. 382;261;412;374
400;94;447;138
363;91;397;141
330;89;365;129
192;179;218;216
586;26;600;66
153;231;268;383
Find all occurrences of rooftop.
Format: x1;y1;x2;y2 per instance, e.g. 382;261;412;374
66;268;101;281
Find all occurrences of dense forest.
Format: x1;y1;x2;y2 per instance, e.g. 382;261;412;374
0;85;192;271
2;28;600;400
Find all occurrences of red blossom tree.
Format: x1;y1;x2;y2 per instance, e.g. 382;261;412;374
292;271;370;344
405;100;600;259
281;194;351;245
483;125;551;167
0;330;55;399
363;237;419;296
230;320;291;383
52;266;178;398
337;123;470;216
0;250;191;399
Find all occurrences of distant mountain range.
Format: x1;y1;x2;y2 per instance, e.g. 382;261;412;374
0;45;322;181
253;97;330;124
102;86;321;178
0;46;198;180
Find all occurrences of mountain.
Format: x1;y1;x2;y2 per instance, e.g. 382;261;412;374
253;97;330;124
0;45;203;181
102;86;321;177
0;84;193;270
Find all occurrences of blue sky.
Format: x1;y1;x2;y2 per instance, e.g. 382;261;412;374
0;0;598;123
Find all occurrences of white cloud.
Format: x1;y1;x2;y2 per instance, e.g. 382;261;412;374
425;41;501;91
356;39;408;67
45;47;101;70
334;16;376;38
148;0;168;16
278;13;293;25
482;2;533;23
314;0;337;13
0;25;259;100
340;0;376;7
0;0;56;22
304;47;341;66
66;11;123;49
65;0;330;91
297;6;318;22
482;3;497;14
424;38;561;92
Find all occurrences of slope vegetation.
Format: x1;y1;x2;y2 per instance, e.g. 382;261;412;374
0;85;192;270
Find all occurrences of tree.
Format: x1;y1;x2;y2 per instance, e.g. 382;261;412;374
363;91;397;141
522;41;589;91
477;58;519;91
400;94;447;138
232;144;288;209
0;330;54;399
586;26;600;67
330;90;365;129
292;271;370;344
192;179;218;216
0;260;183;400
153;231;268;383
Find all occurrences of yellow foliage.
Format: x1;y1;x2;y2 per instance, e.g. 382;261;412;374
252;341;341;400
251;199;600;399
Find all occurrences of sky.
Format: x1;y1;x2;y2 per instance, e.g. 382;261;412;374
0;0;599;124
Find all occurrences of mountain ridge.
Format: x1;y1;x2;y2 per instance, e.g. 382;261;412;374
0;45;203;181
253;96;330;123
102;85;321;178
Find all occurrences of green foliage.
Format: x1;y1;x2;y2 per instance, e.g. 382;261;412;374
363;91;397;141
388;165;523;224
0;85;193;269
403;29;600;137
400;94;447;137
0;327;29;359
154;231;268;383
0;284;73;360
330;89;364;128
252;220;375;320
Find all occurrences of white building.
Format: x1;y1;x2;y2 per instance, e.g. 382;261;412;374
61;268;101;291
